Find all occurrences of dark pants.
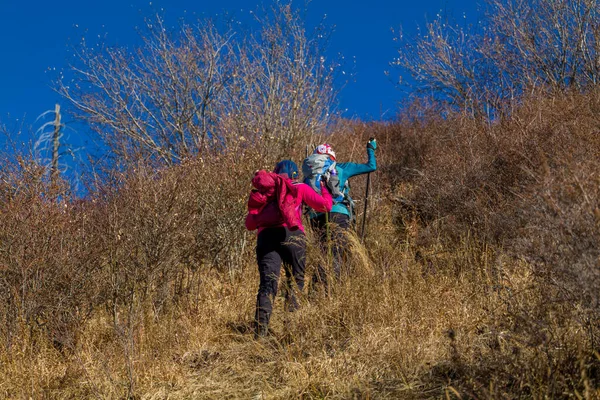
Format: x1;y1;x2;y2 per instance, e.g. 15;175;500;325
255;227;306;334
310;212;351;289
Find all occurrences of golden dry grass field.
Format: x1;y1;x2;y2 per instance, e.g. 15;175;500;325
1;92;600;399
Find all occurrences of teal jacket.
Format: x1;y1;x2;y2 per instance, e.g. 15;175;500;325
319;146;377;217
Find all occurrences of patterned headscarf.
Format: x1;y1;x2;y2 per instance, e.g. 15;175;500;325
313;143;336;160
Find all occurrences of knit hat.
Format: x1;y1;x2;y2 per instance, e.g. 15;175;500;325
273;159;299;180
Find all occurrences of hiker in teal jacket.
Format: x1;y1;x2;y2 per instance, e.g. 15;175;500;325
309;139;377;288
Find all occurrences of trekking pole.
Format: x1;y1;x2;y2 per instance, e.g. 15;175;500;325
360;137;375;242
360;173;371;242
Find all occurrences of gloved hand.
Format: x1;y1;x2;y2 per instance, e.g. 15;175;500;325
367;138;377;150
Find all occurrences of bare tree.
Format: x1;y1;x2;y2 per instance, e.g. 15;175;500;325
59;17;235;164
391;14;494;116
223;3;337;158
59;1;338;165
393;0;600;115
487;0;600;89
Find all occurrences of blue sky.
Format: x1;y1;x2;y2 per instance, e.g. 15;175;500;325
0;0;477;126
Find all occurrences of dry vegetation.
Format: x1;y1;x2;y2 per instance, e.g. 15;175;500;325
1;89;600;399
2;1;600;398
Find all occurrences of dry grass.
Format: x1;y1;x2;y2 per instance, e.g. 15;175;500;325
0;237;496;398
1;218;597;399
2;92;600;398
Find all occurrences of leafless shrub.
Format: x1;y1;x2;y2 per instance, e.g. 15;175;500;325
0;162;97;353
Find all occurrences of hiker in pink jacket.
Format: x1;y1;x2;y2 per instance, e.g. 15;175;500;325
245;160;332;338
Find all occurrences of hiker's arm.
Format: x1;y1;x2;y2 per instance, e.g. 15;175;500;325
337;140;377;178
300;183;332;212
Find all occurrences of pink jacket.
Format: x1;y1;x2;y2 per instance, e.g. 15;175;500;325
245;172;332;233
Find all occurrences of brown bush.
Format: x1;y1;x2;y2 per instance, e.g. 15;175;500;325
2;91;600;398
0;157;98;353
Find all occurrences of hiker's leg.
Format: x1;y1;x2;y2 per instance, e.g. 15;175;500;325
329;212;351;280
281;229;307;311
310;214;329;289
255;228;284;336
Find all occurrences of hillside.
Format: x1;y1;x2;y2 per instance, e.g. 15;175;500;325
1;91;599;398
